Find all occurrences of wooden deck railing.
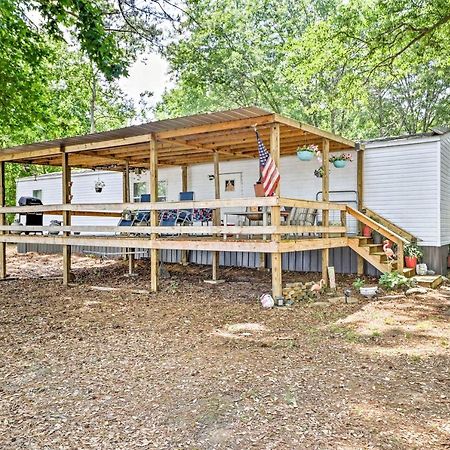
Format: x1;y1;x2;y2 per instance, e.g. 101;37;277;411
362;207;416;243
0;197;348;252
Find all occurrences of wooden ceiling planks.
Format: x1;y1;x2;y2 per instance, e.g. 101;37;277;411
0;108;355;169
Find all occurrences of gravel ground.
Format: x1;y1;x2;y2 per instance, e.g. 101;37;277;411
0;247;449;449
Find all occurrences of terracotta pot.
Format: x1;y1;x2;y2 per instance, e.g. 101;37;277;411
405;256;417;269
254;182;265;197
362;224;372;237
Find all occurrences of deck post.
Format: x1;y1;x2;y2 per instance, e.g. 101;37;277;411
0;161;6;279
212;152;220;281
180;165;189;265
123;161;134;274
357;143;364;274
270;124;282;298
62;147;72;285
150;135;159;292
321;138;330;286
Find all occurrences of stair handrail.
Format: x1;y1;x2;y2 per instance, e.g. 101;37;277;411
362;207;416;243
346;206;409;245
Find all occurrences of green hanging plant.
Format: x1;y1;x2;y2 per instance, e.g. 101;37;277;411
314;166;324;178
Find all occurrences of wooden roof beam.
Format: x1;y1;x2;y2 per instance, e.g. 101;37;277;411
273;114;355;148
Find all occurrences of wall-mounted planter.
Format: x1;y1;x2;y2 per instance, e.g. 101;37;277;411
297;150;314;161
333;160;347;168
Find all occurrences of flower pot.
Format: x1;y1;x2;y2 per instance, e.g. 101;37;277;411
297;150;314;161
405;256;417;269
254;182;265;197
95;187;103;193
362;224;372;237
333;160;347;168
372;231;383;244
360;286;378;298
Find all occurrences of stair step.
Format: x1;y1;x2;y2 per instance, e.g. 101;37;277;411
403;268;415;278
359;244;382;250
413;275;443;288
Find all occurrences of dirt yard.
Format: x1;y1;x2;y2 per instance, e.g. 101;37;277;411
1;246;449;449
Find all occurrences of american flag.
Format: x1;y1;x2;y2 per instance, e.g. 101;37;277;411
256;131;280;196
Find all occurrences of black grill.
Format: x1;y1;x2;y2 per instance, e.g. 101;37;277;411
18;196;43;227
18;196;43;206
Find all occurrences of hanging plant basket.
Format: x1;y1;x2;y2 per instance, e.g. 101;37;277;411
333;160;347;168
95;180;105;193
329;153;353;168
297;149;314;161
314;166;324;178
297;144;319;162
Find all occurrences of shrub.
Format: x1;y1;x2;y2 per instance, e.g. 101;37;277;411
379;271;416;291
352;277;365;289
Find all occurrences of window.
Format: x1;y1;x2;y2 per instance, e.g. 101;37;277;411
158;180;168;202
133;180;167;202
32;189;42;200
133;182;147;202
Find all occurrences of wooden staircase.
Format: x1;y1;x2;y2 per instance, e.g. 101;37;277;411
348;235;415;277
345;206;417;277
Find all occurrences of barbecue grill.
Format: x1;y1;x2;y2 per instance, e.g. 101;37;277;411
18;196;43;231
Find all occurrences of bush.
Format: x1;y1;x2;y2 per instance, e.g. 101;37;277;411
379;271;416;291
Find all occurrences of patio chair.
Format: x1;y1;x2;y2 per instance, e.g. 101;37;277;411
178;191;194;225
130;194;151;231
179;191;194;201
285;207;318;238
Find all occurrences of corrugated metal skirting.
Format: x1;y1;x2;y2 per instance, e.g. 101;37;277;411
16;243;378;275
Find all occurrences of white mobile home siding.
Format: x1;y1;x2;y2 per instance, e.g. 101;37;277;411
440;133;450;245
17;153;358;224
364;137;441;247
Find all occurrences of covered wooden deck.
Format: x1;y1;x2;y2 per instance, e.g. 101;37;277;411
0;107;383;296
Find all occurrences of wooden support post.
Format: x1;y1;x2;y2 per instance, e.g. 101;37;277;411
357;144;364;210
340;209;347;238
123;161;135;275
180;165;189;265
62;149;72;285
181;165;188;192
321;139;330;286
0;162;6;279
212;152;220;281
150;135;159;292
397;243;404;273
357;144;364;274
270;124;282;298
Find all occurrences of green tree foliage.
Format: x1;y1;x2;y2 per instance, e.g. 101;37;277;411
1;44;136;207
156;0;450;138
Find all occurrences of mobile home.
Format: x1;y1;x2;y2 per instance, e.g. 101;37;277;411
15;127;450;275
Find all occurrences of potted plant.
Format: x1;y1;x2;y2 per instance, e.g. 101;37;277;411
404;243;423;269
254;181;265;197
297;144;319;161
95;180;105;193
362;224;372;237
329;153;353;168
314;166;324;178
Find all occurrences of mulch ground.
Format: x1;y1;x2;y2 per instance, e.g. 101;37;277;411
0;247;449;449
